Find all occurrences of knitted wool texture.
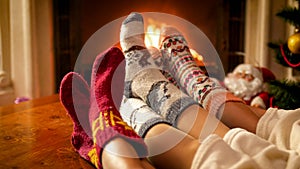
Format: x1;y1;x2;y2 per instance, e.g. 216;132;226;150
89;47;148;167
160;28;244;118
121;12;197;126
59;72;95;164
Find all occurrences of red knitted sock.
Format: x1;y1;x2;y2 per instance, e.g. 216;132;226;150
59;72;95;163
89;47;148;168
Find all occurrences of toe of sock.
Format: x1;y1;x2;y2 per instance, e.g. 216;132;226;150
160;26;182;41
121;12;144;37
122;12;143;25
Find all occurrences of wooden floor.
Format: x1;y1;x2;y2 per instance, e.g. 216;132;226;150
0;95;94;169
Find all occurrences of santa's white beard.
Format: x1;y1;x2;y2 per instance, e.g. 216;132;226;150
224;73;263;101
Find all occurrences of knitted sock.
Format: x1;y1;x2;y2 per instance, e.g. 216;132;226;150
120;12;197;126
89;46;148;167
59;72;96;165
159;26;244;118
120;12;179;89
119;96;170;137
120;12;164;85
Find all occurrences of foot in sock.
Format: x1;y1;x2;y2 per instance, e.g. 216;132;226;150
120;12;165;88
120;12;197;126
120;96;171;137
89;46;148;168
59;72;96;165
159;26;244;118
120;12;179;89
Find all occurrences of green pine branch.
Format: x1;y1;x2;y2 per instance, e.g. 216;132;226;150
276;6;300;27
269;80;300;109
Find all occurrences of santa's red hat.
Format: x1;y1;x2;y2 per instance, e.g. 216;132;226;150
257;67;276;82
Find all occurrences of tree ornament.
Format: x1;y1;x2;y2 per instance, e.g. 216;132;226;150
287;29;300;54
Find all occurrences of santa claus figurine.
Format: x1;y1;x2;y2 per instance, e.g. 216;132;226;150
224;64;276;109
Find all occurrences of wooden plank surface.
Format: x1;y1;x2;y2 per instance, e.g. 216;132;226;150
0;95;94;169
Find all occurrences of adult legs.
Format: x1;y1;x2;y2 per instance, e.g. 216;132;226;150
159;26;264;133
102;138;155;169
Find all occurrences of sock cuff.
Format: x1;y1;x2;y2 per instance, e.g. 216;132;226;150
167;97;198;126
138;117;171;137
145;78;198;127
120;97;170;137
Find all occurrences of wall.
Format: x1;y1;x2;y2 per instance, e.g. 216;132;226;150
245;0;293;80
0;0;54;106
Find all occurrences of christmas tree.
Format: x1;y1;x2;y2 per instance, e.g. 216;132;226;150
268;0;300;110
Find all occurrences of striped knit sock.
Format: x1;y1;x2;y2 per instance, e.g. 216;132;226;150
89;47;148;168
159;26;244;118
120;12;197;126
59;72;98;167
119;96;170;137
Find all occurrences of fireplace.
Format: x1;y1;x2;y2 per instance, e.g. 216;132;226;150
53;0;245;90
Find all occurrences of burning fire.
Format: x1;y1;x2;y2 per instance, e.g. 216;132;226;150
144;23;204;65
145;24;161;48
190;49;204;66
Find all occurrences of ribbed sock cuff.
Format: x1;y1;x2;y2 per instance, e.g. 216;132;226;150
166;97;198;127
120;97;171;137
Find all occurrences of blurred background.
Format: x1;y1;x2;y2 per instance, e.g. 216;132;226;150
0;0;297;106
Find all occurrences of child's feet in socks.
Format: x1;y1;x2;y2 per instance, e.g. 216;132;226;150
120;12;197;126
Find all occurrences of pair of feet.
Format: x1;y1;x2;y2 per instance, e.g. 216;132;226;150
59;12;195;168
121;12;242;121
60;47;147;168
60;12;242;169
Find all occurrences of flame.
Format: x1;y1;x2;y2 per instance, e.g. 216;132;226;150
145;24;161;48
190;49;203;61
144;23;204;66
190;49;204;66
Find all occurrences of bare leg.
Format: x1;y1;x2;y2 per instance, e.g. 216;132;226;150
102;138;155;169
218;101;267;133
143;104;230;168
103;110;230;169
177;104;230;140
220;102;260;133
145;123;201;169
177;101;265;136
248;105;267;118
